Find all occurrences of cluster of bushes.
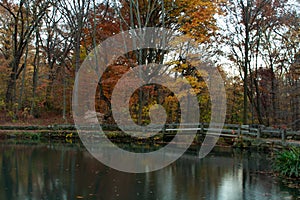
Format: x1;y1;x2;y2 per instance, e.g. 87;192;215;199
274;147;300;178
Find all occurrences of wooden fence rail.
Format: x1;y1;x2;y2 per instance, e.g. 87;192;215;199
0;123;299;142
163;123;300;142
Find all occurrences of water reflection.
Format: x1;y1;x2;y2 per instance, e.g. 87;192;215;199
0;142;298;200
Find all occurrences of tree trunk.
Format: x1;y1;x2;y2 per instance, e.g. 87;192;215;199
243;0;250;125
5;56;21;109
62;63;67;120
31;27;40;117
45;71;55;109
5;73;16;107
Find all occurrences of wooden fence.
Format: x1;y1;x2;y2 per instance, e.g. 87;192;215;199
0;123;299;142
163;123;300;142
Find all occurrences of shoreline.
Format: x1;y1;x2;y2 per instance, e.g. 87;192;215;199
0;129;299;151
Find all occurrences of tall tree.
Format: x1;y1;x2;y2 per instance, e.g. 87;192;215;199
0;0;51;109
110;0;220;124
41;5;73;110
58;0;91;72
220;0;294;125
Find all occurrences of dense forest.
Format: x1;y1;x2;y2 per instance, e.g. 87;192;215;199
0;0;299;129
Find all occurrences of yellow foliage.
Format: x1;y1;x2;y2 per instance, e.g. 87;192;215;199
166;0;219;43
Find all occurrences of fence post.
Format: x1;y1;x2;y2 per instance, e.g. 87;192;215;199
201;123;204;134
163;124;166;134
281;129;286;143
257;127;261;139
237;124;241;136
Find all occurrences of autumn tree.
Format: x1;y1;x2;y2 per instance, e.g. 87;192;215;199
0;0;52;110
58;0;91;72
276;12;300;129
40;5;73;112
225;76;244;124
220;0;298;125
108;0;221;124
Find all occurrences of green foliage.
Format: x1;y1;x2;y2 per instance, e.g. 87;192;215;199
20;132;41;140
7;110;17;122
274;147;300;178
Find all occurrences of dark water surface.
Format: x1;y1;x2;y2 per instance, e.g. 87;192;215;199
0;141;298;200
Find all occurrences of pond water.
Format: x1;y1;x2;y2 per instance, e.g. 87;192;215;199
0;140;298;200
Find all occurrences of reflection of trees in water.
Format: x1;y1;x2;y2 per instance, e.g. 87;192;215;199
0;144;107;200
149;153;241;200
1;152;13;200
0;144;297;200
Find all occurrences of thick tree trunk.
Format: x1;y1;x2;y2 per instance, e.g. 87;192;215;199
270;70;277;125
5;57;21;108
254;79;264;124
5;74;16;107
45;68;56;109
243;2;250;125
